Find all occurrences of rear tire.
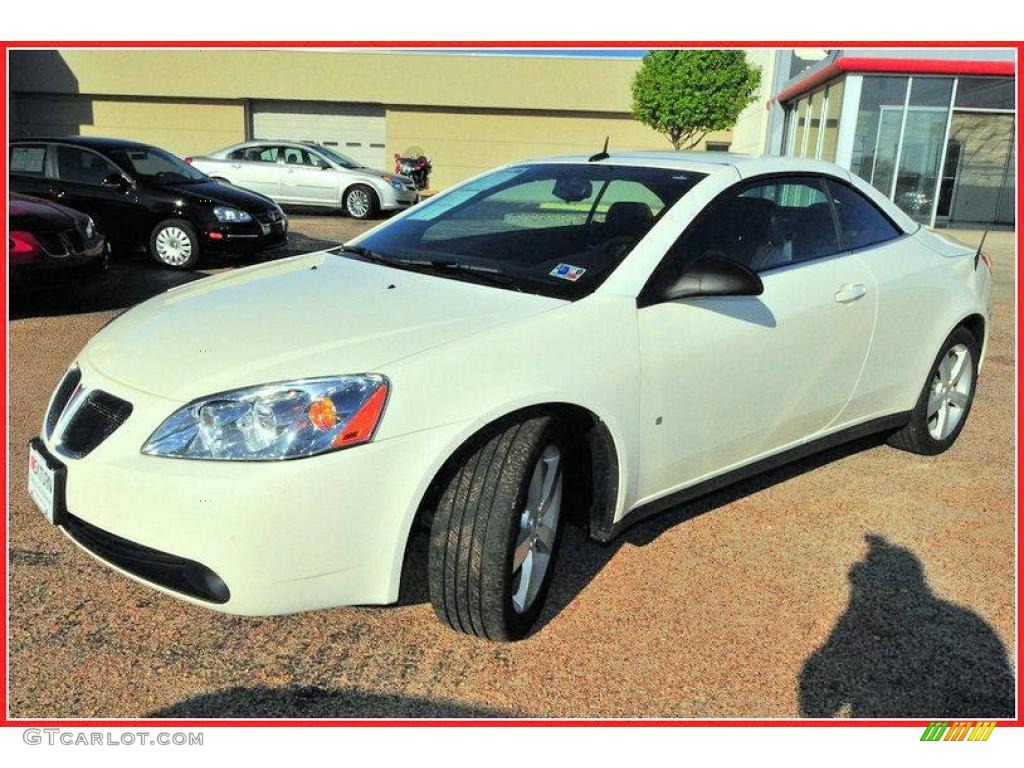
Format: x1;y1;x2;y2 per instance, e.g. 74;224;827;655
887;326;979;455
428;415;569;641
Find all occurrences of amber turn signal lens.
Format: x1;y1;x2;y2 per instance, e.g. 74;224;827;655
332;384;388;448
307;397;338;431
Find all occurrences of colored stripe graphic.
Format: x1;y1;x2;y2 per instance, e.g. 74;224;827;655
922;721;997;742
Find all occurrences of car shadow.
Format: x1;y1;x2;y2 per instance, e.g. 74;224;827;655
148;685;514;718
798;534;1015;718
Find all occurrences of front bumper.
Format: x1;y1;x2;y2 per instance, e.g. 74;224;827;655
13;238;109;288
379;185;420;211
40;358;470;615
203;215;289;253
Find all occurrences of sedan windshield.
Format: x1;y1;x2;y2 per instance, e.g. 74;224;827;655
349;163;706;299
111;146;209;184
315;146;361;170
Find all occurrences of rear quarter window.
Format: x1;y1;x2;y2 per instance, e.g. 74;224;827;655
826;180;903;250
10;145;47;176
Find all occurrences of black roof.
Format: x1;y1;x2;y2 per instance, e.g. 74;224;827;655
12;136;155;152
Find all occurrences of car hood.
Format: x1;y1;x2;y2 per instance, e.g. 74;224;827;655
81;251;565;402
158;179;277;213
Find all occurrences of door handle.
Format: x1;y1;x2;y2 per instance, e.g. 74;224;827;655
834;283;867;304
230;163;241;169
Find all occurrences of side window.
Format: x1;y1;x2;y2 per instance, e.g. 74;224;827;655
231;146;280;163
10;144;48;177
282;147;321;167
55;146;119;186
827;180;902;250
668;177;840;275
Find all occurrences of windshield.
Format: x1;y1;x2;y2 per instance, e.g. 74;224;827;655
315;146;361;170
350;163;706;299
111;146;209;184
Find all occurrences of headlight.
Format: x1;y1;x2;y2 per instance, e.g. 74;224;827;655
142;375;389;461
84;217;96;239
213;206;252;223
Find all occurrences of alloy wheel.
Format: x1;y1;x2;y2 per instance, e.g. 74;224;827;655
510;444;562;614
346;189;371;218
927;343;973;440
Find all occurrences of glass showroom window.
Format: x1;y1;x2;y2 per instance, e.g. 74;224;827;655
819;80;844;162
849;76;909;195
894;77;953;223
784;79;846;161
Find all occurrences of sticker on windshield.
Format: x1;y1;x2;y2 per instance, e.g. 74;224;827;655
550;263;587;282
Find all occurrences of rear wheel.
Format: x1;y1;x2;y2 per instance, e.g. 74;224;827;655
428;415;568;641
888;326;979;455
343;184;379;219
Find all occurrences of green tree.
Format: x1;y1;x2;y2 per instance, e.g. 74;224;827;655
631;50;761;151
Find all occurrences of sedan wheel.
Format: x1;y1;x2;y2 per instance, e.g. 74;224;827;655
888;326;979;455
344;185;379;219
150;219;200;269
428;415;570;640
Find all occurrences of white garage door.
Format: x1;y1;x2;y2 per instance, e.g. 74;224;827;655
251;101;387;170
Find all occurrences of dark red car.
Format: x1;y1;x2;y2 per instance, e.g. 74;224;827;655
9;192;109;289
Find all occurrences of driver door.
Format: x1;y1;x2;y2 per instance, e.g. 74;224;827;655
635;176;876;503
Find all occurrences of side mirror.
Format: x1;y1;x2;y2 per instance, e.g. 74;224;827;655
102;172;131;190
651;256;764;304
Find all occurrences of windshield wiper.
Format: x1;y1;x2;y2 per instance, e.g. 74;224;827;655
335;247;524;291
334;244;410;267
405;259;524;291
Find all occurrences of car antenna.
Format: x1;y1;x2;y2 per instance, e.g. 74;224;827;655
974;226;991;270
974;133;1011;269
589;137;610;162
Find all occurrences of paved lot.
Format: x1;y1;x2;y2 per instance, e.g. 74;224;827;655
7;217;1016;719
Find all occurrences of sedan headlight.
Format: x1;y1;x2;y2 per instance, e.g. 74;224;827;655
84;217;96;239
213;206;252;223
142;375;389;461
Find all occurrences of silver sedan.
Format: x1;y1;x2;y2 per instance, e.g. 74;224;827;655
190;141;419;219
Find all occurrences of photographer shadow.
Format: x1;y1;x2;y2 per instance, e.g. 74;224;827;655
798;534;1014;718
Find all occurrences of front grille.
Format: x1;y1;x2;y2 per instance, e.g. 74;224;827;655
35;232;68;256
63;513;230;604
46;367;82;438
256;208;283;224
33;229;87;257
59;390;133;458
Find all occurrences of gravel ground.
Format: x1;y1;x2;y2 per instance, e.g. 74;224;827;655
6;217;1016;719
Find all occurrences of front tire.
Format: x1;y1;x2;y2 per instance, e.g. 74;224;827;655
149;219;200;269
343;184;379;219
888;326;979;455
428;416;568;641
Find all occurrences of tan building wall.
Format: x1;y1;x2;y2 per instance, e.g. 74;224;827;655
10;49;734;189
728;50;777;156
11;94;246;156
386;107;727;189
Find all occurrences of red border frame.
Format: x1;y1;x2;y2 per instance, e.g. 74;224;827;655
0;39;1020;729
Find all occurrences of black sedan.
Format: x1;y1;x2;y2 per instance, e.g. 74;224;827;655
9;192;109;289
10;137;288;269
